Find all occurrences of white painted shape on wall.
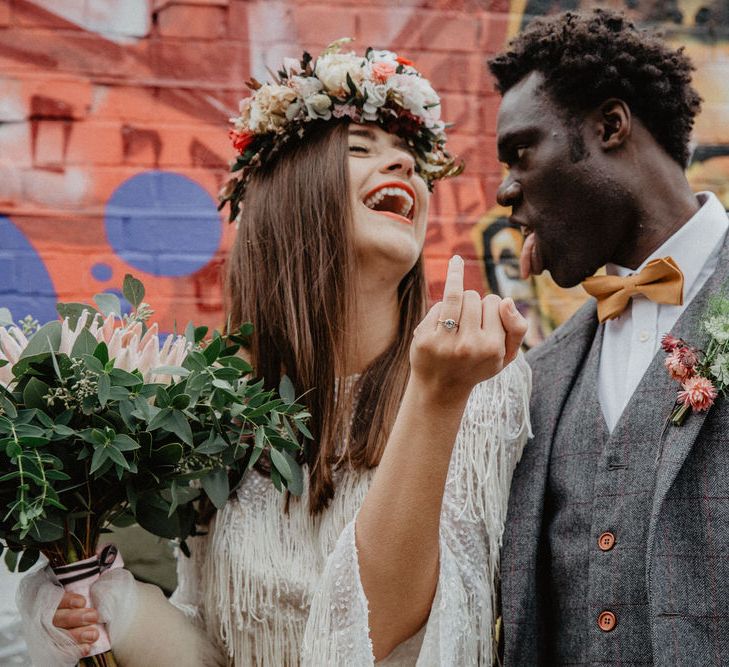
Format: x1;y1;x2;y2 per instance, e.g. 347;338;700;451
29;0;151;42
246;1;298;81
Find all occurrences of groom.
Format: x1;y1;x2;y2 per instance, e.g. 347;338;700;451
488;9;729;665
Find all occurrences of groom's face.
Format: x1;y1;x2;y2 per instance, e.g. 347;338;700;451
495;71;632;288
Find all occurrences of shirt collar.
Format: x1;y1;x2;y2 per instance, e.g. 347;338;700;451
607;191;729;295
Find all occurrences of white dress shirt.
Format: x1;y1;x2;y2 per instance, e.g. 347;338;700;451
598;191;729;432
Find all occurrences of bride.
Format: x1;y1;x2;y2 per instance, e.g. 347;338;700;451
23;41;531;666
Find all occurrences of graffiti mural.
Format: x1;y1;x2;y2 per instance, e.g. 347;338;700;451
0;0;727;343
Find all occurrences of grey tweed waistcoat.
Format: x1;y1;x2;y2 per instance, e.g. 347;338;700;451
500;227;729;666
545;325;662;665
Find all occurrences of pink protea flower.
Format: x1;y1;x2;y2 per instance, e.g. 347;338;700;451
677;375;718;412
661;333;682;353
664;348;695;381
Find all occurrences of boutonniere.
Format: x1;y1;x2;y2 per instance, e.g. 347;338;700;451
663;295;729;426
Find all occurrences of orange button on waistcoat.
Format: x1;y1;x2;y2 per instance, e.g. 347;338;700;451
598;611;617;632
598;532;616;551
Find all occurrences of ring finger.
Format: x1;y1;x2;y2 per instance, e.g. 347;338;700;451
436;255;464;332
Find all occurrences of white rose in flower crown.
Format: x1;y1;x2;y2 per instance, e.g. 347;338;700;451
305;93;333;120
362;81;388;121
386;74;441;127
315;52;367;96
249;83;298;133
290;75;324;99
367;49;398;64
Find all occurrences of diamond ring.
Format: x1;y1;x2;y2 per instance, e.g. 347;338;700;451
437;318;459;331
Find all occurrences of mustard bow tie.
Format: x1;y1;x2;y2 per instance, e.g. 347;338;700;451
581;256;684;323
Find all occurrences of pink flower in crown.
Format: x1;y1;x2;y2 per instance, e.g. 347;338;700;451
677;375;718;412
664;348;696;381
332;103;360;121
660;333;683;353
370;61;397;83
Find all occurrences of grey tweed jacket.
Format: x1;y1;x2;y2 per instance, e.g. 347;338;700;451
501;232;729;666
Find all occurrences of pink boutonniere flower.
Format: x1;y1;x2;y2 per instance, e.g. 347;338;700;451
663;294;729;426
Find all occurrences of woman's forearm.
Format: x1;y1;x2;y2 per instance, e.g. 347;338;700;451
355;378;470;660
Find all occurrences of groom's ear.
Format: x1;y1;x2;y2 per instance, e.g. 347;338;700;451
591;99;631;152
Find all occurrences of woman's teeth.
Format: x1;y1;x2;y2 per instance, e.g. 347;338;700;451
363;187;414;220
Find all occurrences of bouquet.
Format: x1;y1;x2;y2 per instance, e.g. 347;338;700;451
0;275;310;666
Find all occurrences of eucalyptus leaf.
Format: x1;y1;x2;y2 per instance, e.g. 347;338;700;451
70;328;98;358
56;303;98;329
22;377;50;411
201;468;230;509
122;274;145;308
19;322;62;359
278;375;296;404
0;307;13;327
269;447;293;482
93;292;122;318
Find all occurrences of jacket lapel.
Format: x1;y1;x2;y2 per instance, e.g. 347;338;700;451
647;233;729;553
502;299;599;661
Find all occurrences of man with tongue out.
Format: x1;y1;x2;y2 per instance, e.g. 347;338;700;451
488;9;729;666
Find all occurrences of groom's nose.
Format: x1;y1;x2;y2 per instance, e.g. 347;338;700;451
496;178;522;208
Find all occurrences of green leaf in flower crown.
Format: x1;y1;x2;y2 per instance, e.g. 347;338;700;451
93;292;122;318
22;377;50;411
70;328;98;358
19;322;62;360
122;274;145;309
201;468;230;509
56;303;98;329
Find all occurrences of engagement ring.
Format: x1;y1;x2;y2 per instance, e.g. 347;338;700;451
437;318;459;331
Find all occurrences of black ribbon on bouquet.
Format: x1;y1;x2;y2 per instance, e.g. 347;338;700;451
52;544;119;586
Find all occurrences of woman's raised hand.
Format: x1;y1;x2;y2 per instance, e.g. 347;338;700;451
410;255;527;405
52;591;99;655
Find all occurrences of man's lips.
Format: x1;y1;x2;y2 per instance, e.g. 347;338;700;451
511;218;544;278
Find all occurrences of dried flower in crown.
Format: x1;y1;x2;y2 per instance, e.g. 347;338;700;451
218;38;464;223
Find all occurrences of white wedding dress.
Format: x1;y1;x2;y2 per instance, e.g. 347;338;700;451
19;356;530;667
167;356;531;666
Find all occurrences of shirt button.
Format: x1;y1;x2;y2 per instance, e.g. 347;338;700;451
638;330;650;342
598;532;616;551
598;610;617;632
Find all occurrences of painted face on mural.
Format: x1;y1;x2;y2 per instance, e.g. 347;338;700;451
496;71;635;288
348;124;429;275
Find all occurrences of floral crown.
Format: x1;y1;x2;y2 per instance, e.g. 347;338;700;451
219;38;464;222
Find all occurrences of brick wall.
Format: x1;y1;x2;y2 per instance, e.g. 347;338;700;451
1;0;728;345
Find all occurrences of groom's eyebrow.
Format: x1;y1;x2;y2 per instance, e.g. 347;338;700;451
497;128;538;161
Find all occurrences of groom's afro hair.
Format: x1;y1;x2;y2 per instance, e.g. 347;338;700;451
487;8;702;168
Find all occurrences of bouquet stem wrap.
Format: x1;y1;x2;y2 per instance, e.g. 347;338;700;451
51;544;122;663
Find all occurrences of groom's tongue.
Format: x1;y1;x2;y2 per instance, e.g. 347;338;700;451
519;232;544;279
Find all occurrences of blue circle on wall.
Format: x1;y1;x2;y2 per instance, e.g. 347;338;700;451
104;171;222;277
0;216;58;324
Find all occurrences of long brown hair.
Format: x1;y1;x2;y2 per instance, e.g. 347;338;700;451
226;120;427;514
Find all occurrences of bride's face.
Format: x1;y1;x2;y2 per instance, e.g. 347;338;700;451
347;124;429;274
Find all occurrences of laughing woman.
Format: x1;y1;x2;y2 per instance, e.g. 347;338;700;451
25;41;531;666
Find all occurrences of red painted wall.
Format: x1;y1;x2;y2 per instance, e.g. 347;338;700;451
1;0;728;345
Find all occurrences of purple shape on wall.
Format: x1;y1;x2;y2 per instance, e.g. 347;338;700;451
0;215;58;324
104;171;222;277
